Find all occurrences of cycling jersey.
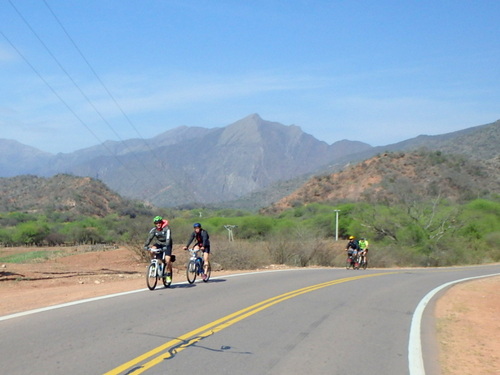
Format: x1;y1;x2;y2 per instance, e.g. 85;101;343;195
346;240;359;251
144;223;172;249
359;240;369;250
185;229;210;253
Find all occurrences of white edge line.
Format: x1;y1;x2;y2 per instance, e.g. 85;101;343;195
0;268;302;322
408;272;500;375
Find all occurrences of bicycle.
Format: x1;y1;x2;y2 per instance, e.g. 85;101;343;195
146;248;172;290
345;249;360;270
186;248;211;284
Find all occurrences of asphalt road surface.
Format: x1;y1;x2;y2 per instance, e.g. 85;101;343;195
1;265;499;375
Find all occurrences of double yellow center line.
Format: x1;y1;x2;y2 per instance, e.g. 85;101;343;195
105;272;395;374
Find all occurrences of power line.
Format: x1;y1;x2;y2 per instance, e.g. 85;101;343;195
38;0;201;206
8;1;153;168
41;0;160;160
0;30;141;183
33;0;198;204
5;0;160;194
4;1;200;205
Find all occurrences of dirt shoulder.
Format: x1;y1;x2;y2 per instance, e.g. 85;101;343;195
1;246;498;374
434;276;499;375
0;245;250;316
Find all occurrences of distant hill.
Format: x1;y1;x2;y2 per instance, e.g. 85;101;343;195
0;140;54;177
0;114;371;207
264;150;500;213
322;120;500;173
0;174;152;217
1;115;498;208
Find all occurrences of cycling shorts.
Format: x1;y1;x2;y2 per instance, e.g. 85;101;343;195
197;245;210;254
151;244;172;257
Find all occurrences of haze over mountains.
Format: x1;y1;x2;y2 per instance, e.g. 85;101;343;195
1;114;499;208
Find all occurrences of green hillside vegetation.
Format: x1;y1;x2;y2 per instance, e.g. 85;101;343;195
1;198;498;269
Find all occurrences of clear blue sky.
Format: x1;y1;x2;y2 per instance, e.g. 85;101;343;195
1;0;499;153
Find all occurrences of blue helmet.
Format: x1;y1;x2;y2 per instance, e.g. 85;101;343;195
193;223;201;228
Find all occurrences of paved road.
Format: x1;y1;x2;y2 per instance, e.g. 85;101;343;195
1;265;498;374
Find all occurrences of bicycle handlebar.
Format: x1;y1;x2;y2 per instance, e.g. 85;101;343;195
147;248;163;253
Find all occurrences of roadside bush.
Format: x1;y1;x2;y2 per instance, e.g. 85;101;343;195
266;227;332;267
44;232;67;246
0;227;12;246
213;239;271;270
11;221;50;246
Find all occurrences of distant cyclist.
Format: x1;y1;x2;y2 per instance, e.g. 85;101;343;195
183;223;210;281
358;237;369;264
144;216;173;284
345;235;359;257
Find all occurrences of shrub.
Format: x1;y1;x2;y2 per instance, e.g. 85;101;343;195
212;239;271;270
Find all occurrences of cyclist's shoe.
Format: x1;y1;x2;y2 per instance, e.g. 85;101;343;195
202;273;207;281
166;276;172;284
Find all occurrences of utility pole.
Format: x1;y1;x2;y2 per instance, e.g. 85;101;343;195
224;225;237;241
333;209;341;241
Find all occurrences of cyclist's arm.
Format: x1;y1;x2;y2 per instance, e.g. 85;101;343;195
185;232;195;248
144;229;154;249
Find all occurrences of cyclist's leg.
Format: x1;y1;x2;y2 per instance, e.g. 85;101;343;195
151;244;166;274
203;247;210;274
149;245;157;260
163;245;173;279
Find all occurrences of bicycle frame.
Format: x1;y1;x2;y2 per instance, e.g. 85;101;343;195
188;248;204;273
186;248;211;283
146;248;170;290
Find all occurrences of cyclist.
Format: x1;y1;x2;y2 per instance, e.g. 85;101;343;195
144;216;173;284
183;223;210;280
345;235;359;258
358;237;369;264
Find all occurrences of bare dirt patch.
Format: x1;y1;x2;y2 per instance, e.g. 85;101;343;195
435;276;500;375
1;246;498;374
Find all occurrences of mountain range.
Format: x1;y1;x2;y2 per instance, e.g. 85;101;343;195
1;114;498;208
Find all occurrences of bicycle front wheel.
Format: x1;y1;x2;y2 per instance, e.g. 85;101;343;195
186;260;197;284
346;258;352;269
146;264;158;290
353;258;360;270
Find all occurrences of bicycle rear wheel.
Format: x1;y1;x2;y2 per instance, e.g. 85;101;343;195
186;260;197;284
203;263;211;282
146;264;158;290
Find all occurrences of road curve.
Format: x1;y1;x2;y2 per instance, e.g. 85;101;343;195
1;265;498;374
